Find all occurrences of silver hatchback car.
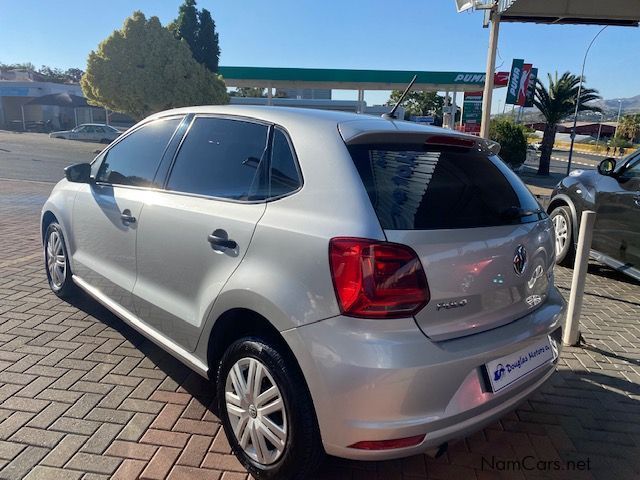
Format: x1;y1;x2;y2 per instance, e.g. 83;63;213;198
42;106;565;479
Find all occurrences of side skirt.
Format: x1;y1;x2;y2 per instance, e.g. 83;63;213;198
72;274;210;378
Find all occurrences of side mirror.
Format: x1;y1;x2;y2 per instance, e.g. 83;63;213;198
597;157;616;177
64;163;92;183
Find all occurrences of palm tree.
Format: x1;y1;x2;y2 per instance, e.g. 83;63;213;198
618;114;640;143
534;72;601;176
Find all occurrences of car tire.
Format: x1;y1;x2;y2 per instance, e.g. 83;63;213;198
550;205;575;266
44;222;77;298
216;337;323;480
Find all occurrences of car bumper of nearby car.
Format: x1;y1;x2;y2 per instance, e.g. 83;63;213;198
282;286;566;461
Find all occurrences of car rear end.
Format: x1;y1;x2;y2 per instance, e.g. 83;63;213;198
282;119;565;460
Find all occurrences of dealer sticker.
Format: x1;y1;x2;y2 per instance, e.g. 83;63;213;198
486;337;557;393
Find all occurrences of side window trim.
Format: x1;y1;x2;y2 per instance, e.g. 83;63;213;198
93;115;184;189
161;114;273;203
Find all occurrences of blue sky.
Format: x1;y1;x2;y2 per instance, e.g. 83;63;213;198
1;0;638;113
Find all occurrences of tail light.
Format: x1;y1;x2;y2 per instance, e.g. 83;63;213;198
329;238;430;319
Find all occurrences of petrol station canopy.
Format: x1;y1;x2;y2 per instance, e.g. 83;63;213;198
497;0;640;26
218;66;499;93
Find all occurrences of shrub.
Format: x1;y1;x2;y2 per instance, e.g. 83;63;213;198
489;119;528;170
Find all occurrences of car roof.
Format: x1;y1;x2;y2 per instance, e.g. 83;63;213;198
147;105;476;141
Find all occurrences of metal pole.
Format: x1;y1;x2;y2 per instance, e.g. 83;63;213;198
452;88;458;129
74;108;78;127
563;210;596;346
480;11;499;139
614;100;622;138
444;90;450;129
357;89;364;114
595;113;603;151
21;105;26;131
566;26;607;176
267;85;273;106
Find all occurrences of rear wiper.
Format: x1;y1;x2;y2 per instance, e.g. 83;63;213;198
499;206;541;220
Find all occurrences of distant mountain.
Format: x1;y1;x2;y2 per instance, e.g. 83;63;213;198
596;95;640;115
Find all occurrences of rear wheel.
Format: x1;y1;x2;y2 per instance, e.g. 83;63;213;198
550;205;575;266
44;222;76;298
217;337;323;480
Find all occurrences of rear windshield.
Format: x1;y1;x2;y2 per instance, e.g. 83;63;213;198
348;143;543;230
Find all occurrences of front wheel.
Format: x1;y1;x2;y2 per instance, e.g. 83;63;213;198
44;222;76;298
217;337;323;480
550;205;575;266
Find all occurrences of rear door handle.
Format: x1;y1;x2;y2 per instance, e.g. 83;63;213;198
120;209;136;224
208;234;237;250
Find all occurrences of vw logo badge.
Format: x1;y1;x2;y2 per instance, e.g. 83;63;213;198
513;245;527;276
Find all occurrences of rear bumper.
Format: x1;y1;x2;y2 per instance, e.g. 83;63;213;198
282;286;566;460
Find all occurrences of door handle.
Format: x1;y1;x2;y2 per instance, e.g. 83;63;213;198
208;234;237;250
120;209;136;224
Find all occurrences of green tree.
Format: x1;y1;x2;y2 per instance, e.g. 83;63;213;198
489;119;527;170
617;114;640;143
534;72;601;176
387;90;443;119
170;0;199;54
81;11;228;120
170;1;220;74
196;8;220;73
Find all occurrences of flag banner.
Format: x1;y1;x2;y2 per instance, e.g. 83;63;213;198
517;64;532;106
524;67;538;107
505;59;524;105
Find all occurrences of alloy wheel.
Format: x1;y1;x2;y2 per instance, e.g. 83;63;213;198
46;230;66;289
552;214;568;257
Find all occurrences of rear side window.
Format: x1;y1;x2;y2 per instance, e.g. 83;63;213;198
270;128;301;197
167;117;269;200
348;143;542;230
96;117;181;188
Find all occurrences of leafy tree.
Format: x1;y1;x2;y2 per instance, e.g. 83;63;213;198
534;72;601;175
170;1;220;74
81;11;228;120
170;0;199;54
196;9;220;73
617;114;640;143
231;87;266;98
388;90;443;119
489;119;527;170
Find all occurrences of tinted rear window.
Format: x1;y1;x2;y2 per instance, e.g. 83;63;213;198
348;143;542;230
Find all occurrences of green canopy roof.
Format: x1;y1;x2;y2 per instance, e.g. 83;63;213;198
218;66;489;92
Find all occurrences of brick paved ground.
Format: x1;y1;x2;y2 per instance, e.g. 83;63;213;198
0;178;639;480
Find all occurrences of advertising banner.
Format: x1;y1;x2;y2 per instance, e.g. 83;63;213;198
505;59;524;105
524;67;538;107
462;91;483;125
517;63;532;106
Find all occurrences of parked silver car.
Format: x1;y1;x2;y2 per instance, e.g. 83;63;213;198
49;123;121;143
41;106;565;480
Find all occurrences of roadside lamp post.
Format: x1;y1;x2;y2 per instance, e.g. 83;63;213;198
566;25;608;176
614;99;623;138
595;112;603;150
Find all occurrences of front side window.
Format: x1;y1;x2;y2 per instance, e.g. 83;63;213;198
621;157;640;179
269;128;301;197
166;117;269;200
96;117;181;188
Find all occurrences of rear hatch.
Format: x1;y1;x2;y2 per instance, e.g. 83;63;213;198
344;127;555;341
